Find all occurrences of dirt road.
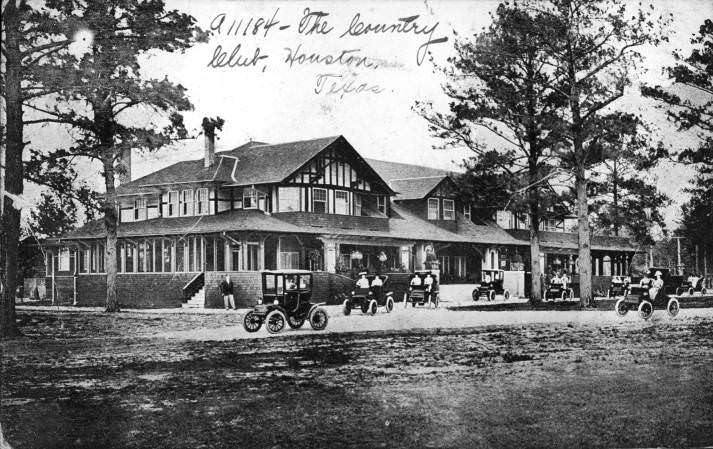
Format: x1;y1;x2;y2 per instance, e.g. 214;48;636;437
2;307;712;448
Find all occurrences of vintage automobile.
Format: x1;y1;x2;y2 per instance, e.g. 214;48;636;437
242;270;329;334
676;275;708;296
343;274;395;315
404;270;440;308
615;267;680;320
607;276;631;299
471;269;510;301
544;278;575;301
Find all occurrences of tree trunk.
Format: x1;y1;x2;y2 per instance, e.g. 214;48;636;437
528;165;542;303
102;156;120;312
612;161;619;237
1;1;23;338
576;164;593;307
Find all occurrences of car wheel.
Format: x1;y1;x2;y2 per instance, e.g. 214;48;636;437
385;296;394;313
615;298;628;317
702;288;708;295
342;299;352;316
688;288;694;296
309;308;329;330
368;300;378;315
361;301;369;314
561;291;567;301
504;290;510;301
265;310;286;334
667;298;680;318
676;287;682;296
472;290;479;301
287;315;305;329
638;300;653;320
489;291;495;301
243;311;262;333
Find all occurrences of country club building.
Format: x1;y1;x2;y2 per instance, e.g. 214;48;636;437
42;135;637;308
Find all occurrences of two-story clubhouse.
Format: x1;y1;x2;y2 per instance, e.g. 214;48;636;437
44;135;637;308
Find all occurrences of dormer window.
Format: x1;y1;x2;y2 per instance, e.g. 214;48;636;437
196;188;209;215
180;189;193;216
427;198;439;220
134;198;147;221
443;199;455;220
168;191;179;217
312;188;327;213
377;196;386;214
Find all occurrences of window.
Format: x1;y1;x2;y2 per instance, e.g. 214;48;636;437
443;199;455;220
455;256;466;278
246;243;260;271
125;242;135;273
180;189;193;216
377;196;386;214
428;198;440;220
168;191;179;217
243;188;257;209
278;187;300;212
216;240;225;271
463;204;471;220
154;240;163;272
137;242;146;272
354;194;362;216
196;188;209;215
312;188;327;214
439;256;451;276
162;241;172;272
134;198;147;221
335;190;349;215
58;248;70;271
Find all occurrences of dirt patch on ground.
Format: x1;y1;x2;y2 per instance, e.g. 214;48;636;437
2;310;712;448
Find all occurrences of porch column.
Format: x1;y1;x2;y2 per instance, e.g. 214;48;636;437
400;245;412;272
414;243;427;271
321;238;338;273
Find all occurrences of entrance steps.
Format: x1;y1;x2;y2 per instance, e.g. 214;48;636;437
182;287;205;309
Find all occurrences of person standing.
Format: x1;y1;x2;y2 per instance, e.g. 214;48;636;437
220;274;235;310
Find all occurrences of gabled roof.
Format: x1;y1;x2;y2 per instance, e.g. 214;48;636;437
388;176;453;201
365;159;457;201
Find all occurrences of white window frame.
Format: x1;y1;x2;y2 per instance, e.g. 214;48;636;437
443;199;455;220
354;194;362;216
278;187;301;212
243;188;258;210
180;189;193;216
134;197;147;221
463;204;471;220
168;190;179;217
58;248;70;271
377;196;386;214
196;188;209;215
312;188;327;214
427;198;440;220
334;190;349;215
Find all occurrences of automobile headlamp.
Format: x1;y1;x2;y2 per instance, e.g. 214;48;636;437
273;299;279;305
351;291;355;295
368;291;372;295
257;299;263;305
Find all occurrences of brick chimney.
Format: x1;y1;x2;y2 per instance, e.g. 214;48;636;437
118;148;131;185
202;116;224;168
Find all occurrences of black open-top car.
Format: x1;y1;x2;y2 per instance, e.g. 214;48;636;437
544;279;574;301
615;267;681;320
472;269;510;301
404;271;439;308
676;275;708;296
607;276;631;299
243;270;329;334
343;274;395;315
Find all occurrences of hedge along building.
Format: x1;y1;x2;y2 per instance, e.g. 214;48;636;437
42;134;635;308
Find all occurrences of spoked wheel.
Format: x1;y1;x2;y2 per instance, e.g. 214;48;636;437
561;291;567;301
615;298;628;317
265;310;286;334
287;315;305;329
702;288;708;295
368;300;378;315
667;298;680;318
243;311;262;333
472;290;480;301
360;301;370;314
504;290;510;301
385;296;394;313
688;288;694;296
638;300;653;320
488;291;495;302
309;308;329;330
342;299;352;316
676;287;682;296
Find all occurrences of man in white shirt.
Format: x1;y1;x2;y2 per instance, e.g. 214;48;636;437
371;276;383;287
356;272;370;288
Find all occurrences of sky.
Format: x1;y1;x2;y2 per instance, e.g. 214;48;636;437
22;0;712;230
